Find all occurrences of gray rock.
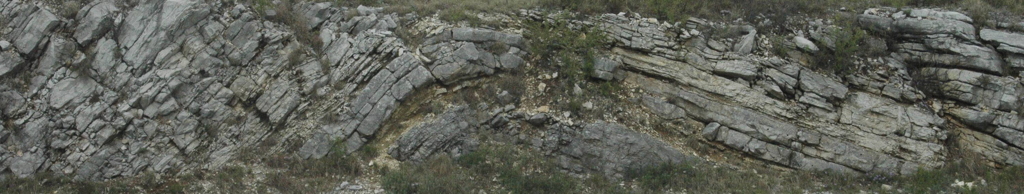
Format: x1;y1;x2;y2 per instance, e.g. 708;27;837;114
641;95;686;120
9;154;44;178
993;127;1024;149
0;40;11;51
498;52;525;69
892;17;976;41
799;93;833;111
0;89;26;117
860;11;1006;75
765;68;798;95
592;57;620;81
0;52;24;77
839;92;946;141
74;2;118;46
918;67;1023;111
49;79;97;109
733;29;757;54
544;122;692;178
947;107;997;131
451;27;524;48
296;2;334;30
702;122;721;140
907;9;973;23
716;128;753;150
980;29;1024;55
426;42;495;84
712;60;758;79
799;70;848;101
118;0;211;67
707;40;729;52
299;133;333;159
356;5;382;16
527;113;549;126
7;5;60;55
897;41;1006;75
857;15;894;34
793;36;819;53
389;106;480;162
255;79;300;125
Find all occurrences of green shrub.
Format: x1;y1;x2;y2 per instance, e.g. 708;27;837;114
213;166;249;191
525;17;607;82
255;0;324;51
301;139;363;177
814;16;866;75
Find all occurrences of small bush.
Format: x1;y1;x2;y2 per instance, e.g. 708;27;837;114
564;99;584;112
813;16;866;75
300;139;363;177
213;166;249;191
496;75;527;97
266;172;299;193
525;17;607;82
357;142;381;160
596;81;621;97
262;0;324;51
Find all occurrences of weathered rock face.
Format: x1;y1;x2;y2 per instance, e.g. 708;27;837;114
386;104;693;179
541;121;693;178
388;106;482;162
0;0;456;180
2;0;1024;182
585;8;1024;174
421;27;526;84
859;8;1005;75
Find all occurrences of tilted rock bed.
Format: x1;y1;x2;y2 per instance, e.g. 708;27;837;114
0;0;1023;182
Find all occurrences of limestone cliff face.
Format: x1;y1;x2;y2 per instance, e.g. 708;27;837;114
0;0;1022;181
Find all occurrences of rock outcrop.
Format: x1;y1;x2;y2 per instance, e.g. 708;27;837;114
0;0;457;180
387;104;693;179
579;8;1024;174
1;0;1023;182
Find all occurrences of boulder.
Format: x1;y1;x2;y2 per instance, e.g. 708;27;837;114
799;70;849;101
388;106;481;162
793;36;819;53
592;57;620;81
7;5;60;55
544;122;692;178
0;52;24;77
712;60;758;79
733;28;757;54
73;2;118;46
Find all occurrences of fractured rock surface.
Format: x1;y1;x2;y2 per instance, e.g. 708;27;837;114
1;0;1024;182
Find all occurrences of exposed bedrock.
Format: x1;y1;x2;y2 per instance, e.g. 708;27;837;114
1;0;1023;181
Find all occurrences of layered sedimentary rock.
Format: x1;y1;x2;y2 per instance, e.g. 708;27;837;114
1;0;1023;181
